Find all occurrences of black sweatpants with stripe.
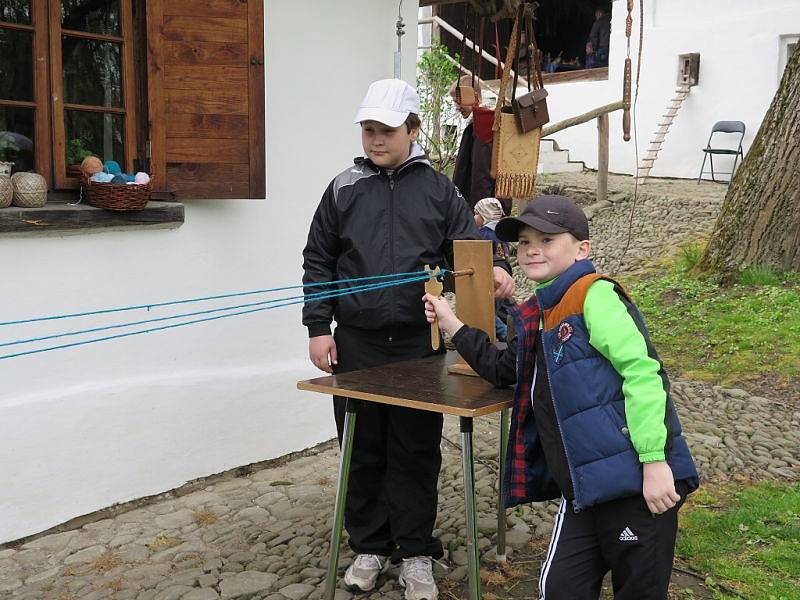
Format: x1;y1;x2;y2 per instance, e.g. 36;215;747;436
538;481;689;600
332;324;445;563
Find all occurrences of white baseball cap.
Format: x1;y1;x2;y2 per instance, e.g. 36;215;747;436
353;79;421;128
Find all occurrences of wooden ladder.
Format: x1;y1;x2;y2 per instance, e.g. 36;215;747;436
636;84;691;182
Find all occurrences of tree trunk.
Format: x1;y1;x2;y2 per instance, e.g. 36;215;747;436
698;44;800;277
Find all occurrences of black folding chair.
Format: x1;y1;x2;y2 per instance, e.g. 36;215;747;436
698;120;745;183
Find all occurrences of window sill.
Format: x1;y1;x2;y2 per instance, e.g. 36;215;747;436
0;200;185;235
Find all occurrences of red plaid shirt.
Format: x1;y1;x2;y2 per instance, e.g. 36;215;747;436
504;296;541;505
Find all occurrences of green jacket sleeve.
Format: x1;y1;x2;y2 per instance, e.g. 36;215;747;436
584;280;668;463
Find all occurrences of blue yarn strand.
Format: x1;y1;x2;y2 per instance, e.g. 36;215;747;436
0;269;443;327
0;274;430;349
0;273;433;361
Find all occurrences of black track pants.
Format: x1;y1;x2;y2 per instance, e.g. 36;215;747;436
538;481;688;600
332;324;445;563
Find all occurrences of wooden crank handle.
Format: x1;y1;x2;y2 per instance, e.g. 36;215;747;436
623;110;631;141
431;320;441;351
424;265;444;351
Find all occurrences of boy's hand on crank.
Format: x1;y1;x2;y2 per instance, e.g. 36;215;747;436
422;293;463;337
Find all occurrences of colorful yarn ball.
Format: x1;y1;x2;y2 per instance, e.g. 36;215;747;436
134;172;151;185
104;160;122;175
90;172;114;183
80;156;103;178
110;174;127;185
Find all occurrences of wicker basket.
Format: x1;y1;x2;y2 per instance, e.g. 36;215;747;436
0;176;12;208
11;172;47;208
82;176;151;211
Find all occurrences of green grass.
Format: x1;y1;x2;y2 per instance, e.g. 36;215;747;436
677;482;800;600
629;266;800;386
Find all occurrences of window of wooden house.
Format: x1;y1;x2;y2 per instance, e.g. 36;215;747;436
0;0;264;201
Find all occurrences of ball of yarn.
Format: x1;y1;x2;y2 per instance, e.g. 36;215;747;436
90;172;114;183
104;160;122;175
80;156;103;178
110;174;127;185
0;176;12;208
123;173;135;183
134;172;151;185
11;172;47;208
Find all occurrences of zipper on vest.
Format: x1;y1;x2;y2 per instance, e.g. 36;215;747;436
537;315;582;513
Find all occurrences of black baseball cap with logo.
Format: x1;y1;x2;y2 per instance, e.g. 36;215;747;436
495;195;590;242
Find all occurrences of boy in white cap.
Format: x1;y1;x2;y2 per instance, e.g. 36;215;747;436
302;79;515;600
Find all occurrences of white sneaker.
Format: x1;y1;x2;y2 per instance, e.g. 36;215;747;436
399;556;438;600
343;553;389;592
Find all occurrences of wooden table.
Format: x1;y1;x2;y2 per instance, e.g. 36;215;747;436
297;351;513;600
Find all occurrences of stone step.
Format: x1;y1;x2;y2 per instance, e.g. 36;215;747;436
538;160;584;174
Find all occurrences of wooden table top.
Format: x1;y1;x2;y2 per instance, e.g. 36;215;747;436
297;351;513;418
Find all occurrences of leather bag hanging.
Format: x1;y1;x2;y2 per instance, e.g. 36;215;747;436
511;10;549;133
490;3;541;199
470;17;495;143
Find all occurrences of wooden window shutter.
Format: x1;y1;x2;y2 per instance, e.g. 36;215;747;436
146;0;265;199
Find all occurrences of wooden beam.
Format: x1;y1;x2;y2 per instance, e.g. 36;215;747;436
0;201;184;234
419;0;465;6
542;100;624;137
542;67;608;85
597;113;609;204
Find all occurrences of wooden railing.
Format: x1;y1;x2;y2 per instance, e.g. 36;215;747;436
543;101;625;204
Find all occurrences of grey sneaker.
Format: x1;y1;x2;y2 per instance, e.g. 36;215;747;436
343;553;389;592
398;556;438;600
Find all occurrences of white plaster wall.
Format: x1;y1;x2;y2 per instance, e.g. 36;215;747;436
543;0;800;178
0;0;419;544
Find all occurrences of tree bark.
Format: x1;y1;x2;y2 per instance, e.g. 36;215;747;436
699;45;800;276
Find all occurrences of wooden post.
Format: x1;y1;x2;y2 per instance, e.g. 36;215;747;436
597;113;609;204
448;240;496;377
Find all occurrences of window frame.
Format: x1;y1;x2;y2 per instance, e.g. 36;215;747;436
0;1;52;184
48;0;139;189
779;34;799;83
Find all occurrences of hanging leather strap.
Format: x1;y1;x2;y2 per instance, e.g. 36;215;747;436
477;16;485;83
494;23;501;80
510;2;524;102
526;9;544;90
492;6;521;131
468;10;476;90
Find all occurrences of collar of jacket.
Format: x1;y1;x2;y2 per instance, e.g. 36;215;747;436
354;143;432;175
534;259;596;311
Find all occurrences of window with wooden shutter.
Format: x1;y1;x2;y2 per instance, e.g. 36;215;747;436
146;0;265;199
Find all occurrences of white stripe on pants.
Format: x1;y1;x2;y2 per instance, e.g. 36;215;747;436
539;497;567;599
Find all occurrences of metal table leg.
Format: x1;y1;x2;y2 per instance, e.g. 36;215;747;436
495;408;509;563
325;398;358;600
460;416;481;600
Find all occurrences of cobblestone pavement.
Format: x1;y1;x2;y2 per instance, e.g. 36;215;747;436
2;379;798;600
2;175;797;599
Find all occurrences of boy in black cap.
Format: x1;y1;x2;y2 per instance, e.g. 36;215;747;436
423;196;698;599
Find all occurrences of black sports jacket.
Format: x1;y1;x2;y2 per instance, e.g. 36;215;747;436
302;146;494;337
